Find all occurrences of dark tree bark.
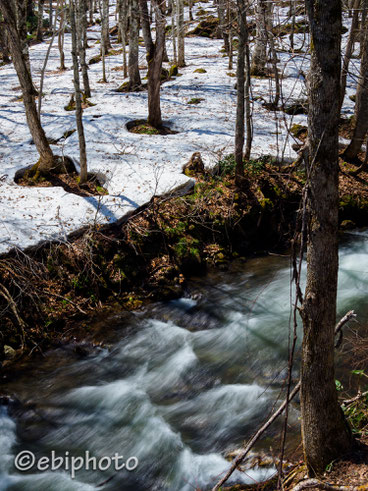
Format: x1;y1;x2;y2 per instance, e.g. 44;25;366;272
78;0;91;97
139;0;165;127
0;0;54;172
177;0;185;66
300;0;353;475
343;14;368;160
235;0;246;184
36;0;45;41
0;17;11;63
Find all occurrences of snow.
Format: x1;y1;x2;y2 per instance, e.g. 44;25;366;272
0;2;359;254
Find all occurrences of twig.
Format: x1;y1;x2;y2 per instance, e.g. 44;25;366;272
292;478;351;491
211;309;358;491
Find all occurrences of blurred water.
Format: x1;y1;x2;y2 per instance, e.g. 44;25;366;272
1;231;368;490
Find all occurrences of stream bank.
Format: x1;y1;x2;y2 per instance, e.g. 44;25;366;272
2;156;368;364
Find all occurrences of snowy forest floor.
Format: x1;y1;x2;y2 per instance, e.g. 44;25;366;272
0;1;360;255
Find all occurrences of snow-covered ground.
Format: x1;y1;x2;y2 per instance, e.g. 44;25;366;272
0;2;359;254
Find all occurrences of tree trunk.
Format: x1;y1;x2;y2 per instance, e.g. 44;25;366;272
36;0;45;41
78;0;91;97
0;0;54;172
177;0;185;67
217;0;229;55
58;0;66;70
250;0;272;76
128;0;141;89
339;0;360;111
171;0;177;64
235;0;246;185
101;0;111;53
70;0;88;184
117;0;128;77
0;18;11;63
144;0;165;127
301;0;353;475
343;13;368;160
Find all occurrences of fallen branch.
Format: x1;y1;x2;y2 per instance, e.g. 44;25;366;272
292;478;351;491
211;310;357;491
342;390;368;406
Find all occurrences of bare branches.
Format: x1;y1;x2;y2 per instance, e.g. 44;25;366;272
211;309;358;491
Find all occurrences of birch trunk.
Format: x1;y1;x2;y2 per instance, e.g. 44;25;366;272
128;0;141;89
70;0;88;184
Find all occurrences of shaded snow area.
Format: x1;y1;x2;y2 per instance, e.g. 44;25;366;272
0;3;358;253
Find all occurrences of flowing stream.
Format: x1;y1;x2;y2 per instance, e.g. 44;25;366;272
1;231;368;490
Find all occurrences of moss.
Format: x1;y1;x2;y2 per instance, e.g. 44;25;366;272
290;123;308;139
193;68;207;73
169;64;178;77
130;123;160;135
187;97;204;104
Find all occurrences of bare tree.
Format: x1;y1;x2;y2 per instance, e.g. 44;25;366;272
250;0;272;76
78;0;91;96
343;11;368;160
139;0;165;127
36;0;45;41
235;0;251;185
0;0;55;172
300;0;353;474
177;0;185;67
70;0;88;184
127;0;141;89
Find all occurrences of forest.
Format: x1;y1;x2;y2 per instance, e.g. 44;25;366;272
1;0;368;489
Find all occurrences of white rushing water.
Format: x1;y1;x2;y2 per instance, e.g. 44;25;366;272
1;231;368;490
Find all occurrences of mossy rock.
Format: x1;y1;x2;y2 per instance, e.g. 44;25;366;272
193;68;207;74
187;97;204;105
169;64;178;77
290;124;307;139
283;100;308;115
64;94;96;111
340;219;356;230
88;54;101;65
183;152;205;176
187;15;219;38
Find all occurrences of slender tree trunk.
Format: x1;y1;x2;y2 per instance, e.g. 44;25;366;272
171;0;177;64
0;0;54;172
49;0;53;27
117;0;128;76
58;0;66;69
340;0;360;111
101;0;111;53
301;0;353;475
70;0;88;184
36;0;45;41
235;0;246;185
128;0;141;88
343;11;368;160
177;0;185;66
78;0;91;96
217;0;229;55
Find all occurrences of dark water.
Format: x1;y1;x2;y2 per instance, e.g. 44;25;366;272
1;231;368;490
